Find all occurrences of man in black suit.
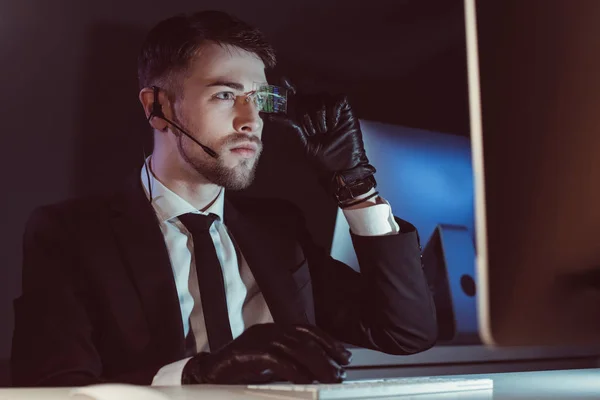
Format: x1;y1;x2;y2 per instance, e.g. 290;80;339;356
11;10;436;387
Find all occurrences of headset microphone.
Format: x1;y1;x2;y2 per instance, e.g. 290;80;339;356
148;86;218;158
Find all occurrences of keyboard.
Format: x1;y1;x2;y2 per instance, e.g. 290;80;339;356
247;376;493;399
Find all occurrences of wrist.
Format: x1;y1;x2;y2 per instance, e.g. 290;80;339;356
334;172;377;206
339;189;379;209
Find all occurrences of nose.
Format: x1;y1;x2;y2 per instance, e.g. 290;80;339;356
233;95;262;134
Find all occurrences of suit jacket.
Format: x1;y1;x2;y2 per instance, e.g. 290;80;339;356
10;175;437;387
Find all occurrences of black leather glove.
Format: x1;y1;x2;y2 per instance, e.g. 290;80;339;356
265;79;376;202
181;323;352;385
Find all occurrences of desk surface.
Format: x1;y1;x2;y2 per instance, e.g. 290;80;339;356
1;368;599;399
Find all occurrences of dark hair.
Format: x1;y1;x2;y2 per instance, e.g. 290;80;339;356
137;10;276;92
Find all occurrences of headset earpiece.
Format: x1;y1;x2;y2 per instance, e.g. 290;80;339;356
150;86;164;118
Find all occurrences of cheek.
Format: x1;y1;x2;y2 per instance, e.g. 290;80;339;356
186;106;234;142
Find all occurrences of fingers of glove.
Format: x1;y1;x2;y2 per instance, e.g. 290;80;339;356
331;94;355;132
302;112;317;137
334;94;351;114
274;336;346;384
311;94;345;135
315;105;327;134
280;76;297;95
327;101;341;132
250;352;315;384
291;325;353;366
206;351;314;385
227;368;276;385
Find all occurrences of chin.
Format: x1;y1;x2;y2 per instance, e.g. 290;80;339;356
200;153;260;190
223;177;254;191
222;166;257;191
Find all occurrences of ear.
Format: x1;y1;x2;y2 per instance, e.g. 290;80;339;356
139;87;168;132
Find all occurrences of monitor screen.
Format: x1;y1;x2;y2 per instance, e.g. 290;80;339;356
467;0;600;346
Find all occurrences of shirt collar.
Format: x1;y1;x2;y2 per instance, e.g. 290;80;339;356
140;158;225;223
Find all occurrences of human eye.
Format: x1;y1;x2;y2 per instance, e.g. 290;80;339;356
213;91;236;101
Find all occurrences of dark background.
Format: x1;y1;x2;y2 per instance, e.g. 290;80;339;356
0;0;471;385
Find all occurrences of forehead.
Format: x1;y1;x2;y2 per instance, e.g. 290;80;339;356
184;42;267;89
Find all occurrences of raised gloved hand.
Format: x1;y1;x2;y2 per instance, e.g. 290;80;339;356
265;79;377;204
182;323;352;385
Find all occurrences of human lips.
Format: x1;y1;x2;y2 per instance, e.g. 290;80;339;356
229;142;259;157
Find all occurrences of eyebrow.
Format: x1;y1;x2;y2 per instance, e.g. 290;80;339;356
205;80;245;91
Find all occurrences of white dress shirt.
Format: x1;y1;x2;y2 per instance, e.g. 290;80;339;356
143;162;400;385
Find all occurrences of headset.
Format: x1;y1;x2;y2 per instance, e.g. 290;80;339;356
143;86;218;203
148;86;218;158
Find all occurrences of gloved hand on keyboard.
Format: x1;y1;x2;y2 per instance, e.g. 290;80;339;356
181;323;352;384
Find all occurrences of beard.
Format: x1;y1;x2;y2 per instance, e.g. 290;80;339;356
173;114;263;191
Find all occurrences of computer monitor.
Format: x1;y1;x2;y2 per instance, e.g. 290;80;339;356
467;0;600;346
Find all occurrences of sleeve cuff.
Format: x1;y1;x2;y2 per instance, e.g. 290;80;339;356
151;357;193;386
342;196;401;236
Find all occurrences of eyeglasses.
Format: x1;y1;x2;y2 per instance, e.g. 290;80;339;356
243;83;288;114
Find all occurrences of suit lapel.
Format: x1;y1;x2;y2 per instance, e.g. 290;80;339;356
224;197;309;326
108;174;185;361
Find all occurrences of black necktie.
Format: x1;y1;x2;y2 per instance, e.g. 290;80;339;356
178;212;234;352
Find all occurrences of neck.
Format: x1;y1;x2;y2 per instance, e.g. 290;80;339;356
149;147;221;211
